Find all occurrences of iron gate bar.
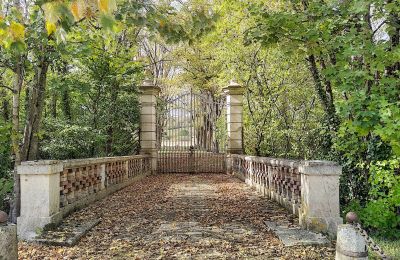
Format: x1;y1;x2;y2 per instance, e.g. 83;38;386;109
157;89;227;174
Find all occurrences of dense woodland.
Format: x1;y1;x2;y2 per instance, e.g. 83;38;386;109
1;0;399;239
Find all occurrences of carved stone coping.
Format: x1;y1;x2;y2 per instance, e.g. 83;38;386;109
230;154;339;172
20;155;150;171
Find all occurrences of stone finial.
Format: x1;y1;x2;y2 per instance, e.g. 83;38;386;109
346;212;358;224
0;211;8;225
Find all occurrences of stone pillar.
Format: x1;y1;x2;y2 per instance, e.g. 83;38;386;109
125;161;129;180
17;161;63;240
267;163;273;199
100;164;106;189
0;211;17;260
336;225;368;260
224;81;244;155
336;212;369;260
299;161;343;237
139;79;160;174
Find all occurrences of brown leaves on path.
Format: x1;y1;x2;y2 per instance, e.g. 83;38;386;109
19;174;335;259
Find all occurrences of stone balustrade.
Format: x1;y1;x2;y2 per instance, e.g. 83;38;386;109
17;155;151;240
230;154;342;237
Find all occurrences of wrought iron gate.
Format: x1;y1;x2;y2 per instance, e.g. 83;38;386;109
157;90;227;174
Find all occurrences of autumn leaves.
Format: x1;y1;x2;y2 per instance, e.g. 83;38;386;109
0;0;118;50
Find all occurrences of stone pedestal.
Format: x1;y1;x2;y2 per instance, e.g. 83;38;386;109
17;161;63;240
0;224;18;260
139;79;160;174
299;161;343;237
224;81;244;155
336;224;368;260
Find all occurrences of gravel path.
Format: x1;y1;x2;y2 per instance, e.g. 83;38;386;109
19;174;335;259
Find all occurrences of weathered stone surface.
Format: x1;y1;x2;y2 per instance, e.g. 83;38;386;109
139;79;159;174
299;162;343;237
18;157;149;241
18;162;62;241
0;224;18;260
265;221;330;247
225;81;244;155
0;210;8;223
335;224;368;260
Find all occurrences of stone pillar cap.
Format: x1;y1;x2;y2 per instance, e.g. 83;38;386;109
303;160;339;165
228;80;241;87
141;79;155;87
139;78;161;93
223;80;244;94
299;160;342;175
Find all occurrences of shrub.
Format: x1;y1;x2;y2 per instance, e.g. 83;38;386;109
40;118;107;160
0;177;13;213
344;158;400;238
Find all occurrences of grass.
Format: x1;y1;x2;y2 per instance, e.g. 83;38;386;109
369;236;400;259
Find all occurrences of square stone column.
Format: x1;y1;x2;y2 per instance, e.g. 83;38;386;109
299;161;343;237
139;79;160;174
224;81;244;155
17;161;63;240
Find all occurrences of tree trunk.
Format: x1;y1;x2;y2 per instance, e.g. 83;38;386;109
306;55;339;130
9;58;25;223
387;1;400;77
255;132;263;157
106;83;119;155
21;56;49;161
51;92;57;118
61;88;72;121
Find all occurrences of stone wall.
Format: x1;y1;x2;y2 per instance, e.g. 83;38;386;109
230;154;342;237
17;155;151;240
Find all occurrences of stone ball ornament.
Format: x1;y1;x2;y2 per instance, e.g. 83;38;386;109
0;210;8;224
345;211;358;224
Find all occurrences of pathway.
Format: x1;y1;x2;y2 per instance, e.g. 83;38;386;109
19;174;335;259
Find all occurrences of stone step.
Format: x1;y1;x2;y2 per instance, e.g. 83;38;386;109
34;219;100;247
265;221;330;247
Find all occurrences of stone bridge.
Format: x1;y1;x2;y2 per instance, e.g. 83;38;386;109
14;80;343;259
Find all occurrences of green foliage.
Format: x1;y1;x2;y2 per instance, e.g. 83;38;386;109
1;0;147;165
148;1;219;44
345;157;399;237
0;121;12;177
40;118;107;159
241;49;324;159
0;177;13;212
345;198;400;238
0;121;12;212
245;0;400;236
359;158;400;237
0;120;13;212
38;26;142;159
371;236;400;259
